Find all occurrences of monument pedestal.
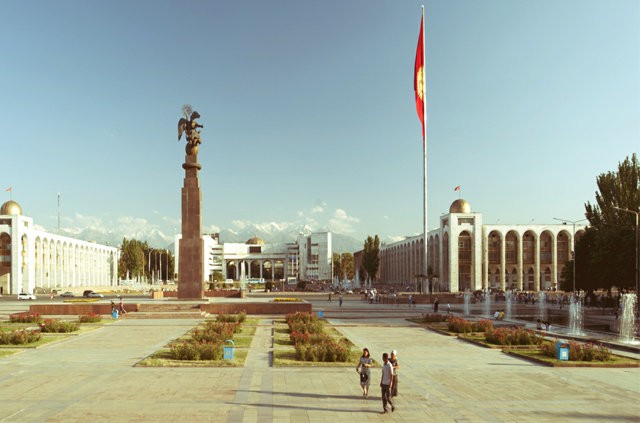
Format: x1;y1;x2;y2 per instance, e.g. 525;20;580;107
178;152;204;299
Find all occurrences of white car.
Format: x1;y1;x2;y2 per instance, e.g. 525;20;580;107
17;293;36;300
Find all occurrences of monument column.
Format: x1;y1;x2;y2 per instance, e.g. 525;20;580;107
178;106;205;299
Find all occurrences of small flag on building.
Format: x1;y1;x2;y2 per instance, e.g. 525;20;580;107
454;186;461;191
4;187;11;192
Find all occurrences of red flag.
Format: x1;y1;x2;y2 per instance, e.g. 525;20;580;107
414;15;425;139
454;186;461;191
4;187;11;192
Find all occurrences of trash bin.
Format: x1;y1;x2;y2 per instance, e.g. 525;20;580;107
223;339;235;360
317;310;324;318
555;342;569;361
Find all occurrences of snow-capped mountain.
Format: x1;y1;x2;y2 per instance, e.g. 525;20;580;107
55;223;363;252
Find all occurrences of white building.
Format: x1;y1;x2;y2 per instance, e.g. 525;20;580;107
0;200;119;295
174;231;332;283
379;199;586;292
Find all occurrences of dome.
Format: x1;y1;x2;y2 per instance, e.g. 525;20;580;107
246;236;265;245
0;200;22;216
449;199;471;214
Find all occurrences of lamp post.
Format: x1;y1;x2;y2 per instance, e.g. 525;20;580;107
553;217;587;292
613;206;639;297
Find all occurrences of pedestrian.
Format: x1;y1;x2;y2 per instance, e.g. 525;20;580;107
356;347;373;398
408;294;413;307
339;293;343;307
447;303;451;314
380;352;395;414
119;296;127;314
389;350;400;397
433;297;439;313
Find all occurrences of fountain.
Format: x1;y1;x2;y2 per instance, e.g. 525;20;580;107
505;290;512;319
463;289;471;315
619;293;639;344
568;292;585;335
483;290;492;317
538;291;547;322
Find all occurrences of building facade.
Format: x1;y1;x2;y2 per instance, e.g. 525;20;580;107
174;231;332;283
379;199;586;292
0;200;119;295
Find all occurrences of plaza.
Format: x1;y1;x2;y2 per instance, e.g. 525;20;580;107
0;295;638;422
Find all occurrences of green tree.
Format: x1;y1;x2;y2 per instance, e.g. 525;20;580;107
118;238;147;280
332;253;343;280
362;235;380;285
341;252;355;280
567;154;639;291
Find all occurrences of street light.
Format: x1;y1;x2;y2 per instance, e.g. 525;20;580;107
553;217;587;292
613;206;639;296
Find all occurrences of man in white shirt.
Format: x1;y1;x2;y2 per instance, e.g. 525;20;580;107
380;352;395;413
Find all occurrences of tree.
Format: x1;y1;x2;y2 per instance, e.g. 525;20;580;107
362;235;380;285
341;252;355;280
332;253;343;280
568;154;639;291
118;238;147;280
332;252;355;281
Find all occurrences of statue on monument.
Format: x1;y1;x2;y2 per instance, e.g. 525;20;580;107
178;104;204;154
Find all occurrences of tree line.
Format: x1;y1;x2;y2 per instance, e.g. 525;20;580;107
118;238;175;282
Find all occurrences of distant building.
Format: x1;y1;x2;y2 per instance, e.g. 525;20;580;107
174;231;333;283
376;199;587;292
0;200;119;295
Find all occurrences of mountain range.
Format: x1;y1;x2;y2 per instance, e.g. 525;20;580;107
54;223;364;253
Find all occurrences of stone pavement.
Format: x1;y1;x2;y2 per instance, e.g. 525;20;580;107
0;302;638;422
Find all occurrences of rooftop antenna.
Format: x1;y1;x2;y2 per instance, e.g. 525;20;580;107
57;192;61;231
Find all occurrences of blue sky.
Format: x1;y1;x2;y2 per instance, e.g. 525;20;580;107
1;1;638;247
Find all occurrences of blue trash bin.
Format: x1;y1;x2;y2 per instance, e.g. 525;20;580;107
318;310;324;318
555;342;569;361
223;339;235;360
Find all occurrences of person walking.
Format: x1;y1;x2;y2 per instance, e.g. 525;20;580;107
339;293;343;307
389;350;400;397
380;352;395;414
356;348;373;398
119;296;127;314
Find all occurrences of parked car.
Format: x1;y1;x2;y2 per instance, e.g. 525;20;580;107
17;293;36;300
60;291;75;298
87;292;104;298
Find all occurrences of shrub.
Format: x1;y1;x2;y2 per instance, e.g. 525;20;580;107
420;313;449;323
171;341;201;360
295;339;350;362
485;327;541;346
473;319;494;332
10;313;41;323
273;298;303;302
539;340;612;361
39;319;79;333
78;313;102;323
447;317;473;334
286;312;317;325
216;312;246;324
0;329;42;345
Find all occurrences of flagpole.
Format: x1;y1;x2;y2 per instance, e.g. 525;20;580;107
421;5;429;296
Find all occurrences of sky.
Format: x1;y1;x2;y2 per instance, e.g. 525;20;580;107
1;0;638;247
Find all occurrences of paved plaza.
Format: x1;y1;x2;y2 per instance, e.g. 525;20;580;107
0;297;638;422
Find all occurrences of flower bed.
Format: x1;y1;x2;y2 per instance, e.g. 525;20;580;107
10;313;41;324
39;319;79;333
273;298;303;302
168;313;244;361
78;313;102;323
447;317;493;334
484;327;543;346
285;312;351;362
539;340;612;362
0;329;42;345
419;313;450;323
